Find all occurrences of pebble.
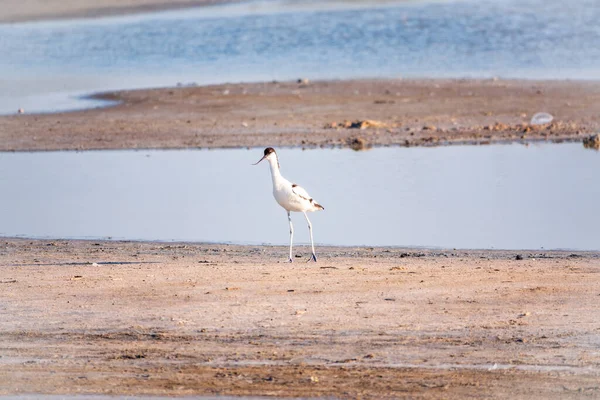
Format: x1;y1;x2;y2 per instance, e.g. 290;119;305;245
583;133;600;150
348;137;367;151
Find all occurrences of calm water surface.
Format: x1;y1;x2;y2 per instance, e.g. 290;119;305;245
1;0;599;113
0;143;598;250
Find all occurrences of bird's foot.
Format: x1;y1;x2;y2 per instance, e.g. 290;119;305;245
288;257;293;263
307;253;317;263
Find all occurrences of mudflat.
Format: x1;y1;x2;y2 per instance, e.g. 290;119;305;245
2;79;599;152
1;239;599;398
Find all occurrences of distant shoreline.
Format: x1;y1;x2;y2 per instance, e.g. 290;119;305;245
0;0;238;24
0;0;420;24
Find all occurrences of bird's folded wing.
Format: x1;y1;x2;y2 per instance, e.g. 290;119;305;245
291;184;312;202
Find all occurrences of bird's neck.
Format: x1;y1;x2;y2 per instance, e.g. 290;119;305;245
267;156;283;185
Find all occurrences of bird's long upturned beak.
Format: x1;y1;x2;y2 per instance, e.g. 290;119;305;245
252;155;266;165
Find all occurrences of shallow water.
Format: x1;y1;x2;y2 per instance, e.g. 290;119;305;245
1;0;599;113
0;143;598;250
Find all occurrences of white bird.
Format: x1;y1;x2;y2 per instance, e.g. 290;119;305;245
254;147;324;262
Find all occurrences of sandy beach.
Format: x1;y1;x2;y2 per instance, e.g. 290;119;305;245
1;78;600;152
1;239;599;398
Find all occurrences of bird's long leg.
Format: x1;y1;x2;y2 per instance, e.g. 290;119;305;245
287;211;294;263
303;211;317;262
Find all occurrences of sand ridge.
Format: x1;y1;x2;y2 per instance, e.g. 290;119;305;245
2;79;599;152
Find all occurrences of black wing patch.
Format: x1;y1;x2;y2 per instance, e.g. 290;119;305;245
292;184;313;202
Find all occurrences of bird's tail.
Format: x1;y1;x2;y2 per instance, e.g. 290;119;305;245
313;202;325;211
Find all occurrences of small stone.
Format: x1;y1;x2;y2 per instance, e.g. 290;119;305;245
349;120;387;129
518;312;531;318
583;133;600;150
348;137;367;151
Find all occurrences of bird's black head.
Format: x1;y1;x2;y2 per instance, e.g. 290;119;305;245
253;147;278;166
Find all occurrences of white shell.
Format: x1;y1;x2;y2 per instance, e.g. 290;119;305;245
530;112;553;125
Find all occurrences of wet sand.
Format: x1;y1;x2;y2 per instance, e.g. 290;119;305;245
2;79;599;152
1;239;599;398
